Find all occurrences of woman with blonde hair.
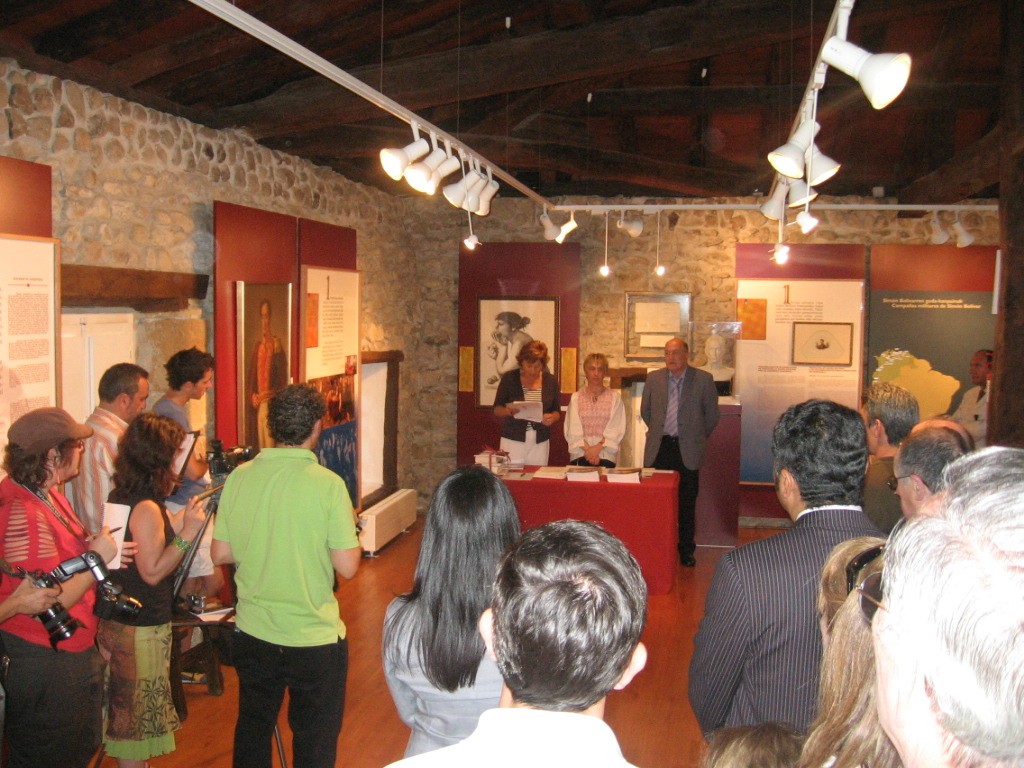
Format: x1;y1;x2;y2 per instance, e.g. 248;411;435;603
799;536;901;768
565;353;626;467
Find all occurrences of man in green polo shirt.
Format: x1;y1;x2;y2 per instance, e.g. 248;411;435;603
213;384;361;768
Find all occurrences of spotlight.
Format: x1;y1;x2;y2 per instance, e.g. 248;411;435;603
539;211;560;240
787;180;817;208
654;264;666;277
821;37;911;109
599;263;611;277
428;152;462;195
443;167;482;208
616;212;644;238
380;125;430;181
768;120;819;179
462;172;488;213
464;212;479;250
796;209;819;234
772;243;790;264
555;212;577;244
760;182;790;221
475;172;500;216
929;212;950;245
805;145;841;186
952;217;974;248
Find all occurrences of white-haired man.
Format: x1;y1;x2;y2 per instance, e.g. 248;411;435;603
872;447;1024;767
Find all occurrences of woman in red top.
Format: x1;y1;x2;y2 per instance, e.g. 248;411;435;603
0;408;118;768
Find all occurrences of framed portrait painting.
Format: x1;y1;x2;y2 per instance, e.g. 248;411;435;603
477;297;558;407
236;282;292;452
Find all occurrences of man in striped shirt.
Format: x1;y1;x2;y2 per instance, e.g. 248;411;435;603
67;362;150;533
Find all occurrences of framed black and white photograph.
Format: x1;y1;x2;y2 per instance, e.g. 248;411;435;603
792;321;854;366
236;281;292;451
477;296;558;407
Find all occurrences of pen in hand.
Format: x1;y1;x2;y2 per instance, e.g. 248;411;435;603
87;526;122;541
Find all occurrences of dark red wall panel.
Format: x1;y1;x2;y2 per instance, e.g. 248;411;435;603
0;156;51;238
457;242;581;466
871;245;996;291
736;243;866;279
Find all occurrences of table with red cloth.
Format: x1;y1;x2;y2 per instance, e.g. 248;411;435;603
503;469;679;595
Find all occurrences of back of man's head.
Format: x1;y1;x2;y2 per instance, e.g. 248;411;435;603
268;384;326;446
894;426;971;494
880;447;1024;767
98;362;148;403
772;399;867;508
164;347;215;390
863;382;919;446
489;520;648;712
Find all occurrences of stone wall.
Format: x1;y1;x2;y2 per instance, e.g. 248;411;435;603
1;57;1001;505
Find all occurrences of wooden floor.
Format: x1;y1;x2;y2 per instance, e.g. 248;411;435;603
102;524;777;768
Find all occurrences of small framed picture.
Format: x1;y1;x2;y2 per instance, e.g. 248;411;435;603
792;322;854;366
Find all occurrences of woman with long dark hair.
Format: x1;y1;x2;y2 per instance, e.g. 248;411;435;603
98;413;206;768
383;466;520;757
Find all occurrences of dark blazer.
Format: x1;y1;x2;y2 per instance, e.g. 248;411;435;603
688;506;883;735
640;365;720;469
493;369;560;443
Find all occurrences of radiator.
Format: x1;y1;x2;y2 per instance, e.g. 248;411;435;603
359;489;417;555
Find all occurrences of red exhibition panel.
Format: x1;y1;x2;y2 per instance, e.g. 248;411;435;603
870;245;996;291
504;470;679;595
0;155;51;238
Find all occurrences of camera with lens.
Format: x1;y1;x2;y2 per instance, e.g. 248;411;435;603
207;439;254;488
17;551;142;649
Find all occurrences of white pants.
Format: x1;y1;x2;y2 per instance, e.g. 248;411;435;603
501;430;550;466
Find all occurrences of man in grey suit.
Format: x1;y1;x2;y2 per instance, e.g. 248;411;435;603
689;399;882;735
640;337;720;567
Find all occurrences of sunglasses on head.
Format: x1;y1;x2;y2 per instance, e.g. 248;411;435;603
845;544;885;623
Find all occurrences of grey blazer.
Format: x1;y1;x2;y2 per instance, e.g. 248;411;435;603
640;366;720;469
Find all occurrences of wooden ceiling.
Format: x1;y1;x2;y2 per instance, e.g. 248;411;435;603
0;0;1002;203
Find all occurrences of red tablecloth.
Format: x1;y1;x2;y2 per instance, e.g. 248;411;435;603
503;469;679;595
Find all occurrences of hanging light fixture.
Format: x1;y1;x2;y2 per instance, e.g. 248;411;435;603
462;162;489;213
952;215;974;248
653;211;665;276
555;211;578;244
805;145;841;186
796;209;819;234
599;213;611;276
617;211;644;238
539;209;560;240
426;141;462;195
929;212;950;245
787;180;817;208
380;122;430;181
760;180;790;221
463;211;479;250
442;160;479;208
404;132;448;193
474;169;500;216
772;242;791;264
768;120;820;179
821;38;911;110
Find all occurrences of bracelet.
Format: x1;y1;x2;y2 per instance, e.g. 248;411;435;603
171;535;192;554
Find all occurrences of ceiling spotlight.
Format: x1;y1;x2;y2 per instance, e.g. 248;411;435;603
539;210;560;241
404;135;448;194
464;212;479;250
805;145;841;186
760;182;790;221
654;264;666;277
555;211;578;244
475;171;500;216
787;180;817;208
599;264;611;277
772;243;790;264
952;217;974;248
380;124;430;181
617;212;644;238
929;212;950;245
821;37;911;109
768;120;820;179
443;166;481;208
796;209;819;234
462;170;489;213
428;147;462;195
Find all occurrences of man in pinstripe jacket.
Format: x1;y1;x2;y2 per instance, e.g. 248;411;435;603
688;399;882;736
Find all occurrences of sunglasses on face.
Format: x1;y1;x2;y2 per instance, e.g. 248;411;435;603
845;544;885;623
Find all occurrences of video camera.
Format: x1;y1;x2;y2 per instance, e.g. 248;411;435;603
4;551;142;649
207;439;254;489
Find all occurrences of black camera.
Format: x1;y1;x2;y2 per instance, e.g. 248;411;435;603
207;439;254;487
20;551;142;649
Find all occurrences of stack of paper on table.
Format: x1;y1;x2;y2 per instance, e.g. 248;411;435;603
604;468;642;484
532;466;567;480
566;466;601;482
